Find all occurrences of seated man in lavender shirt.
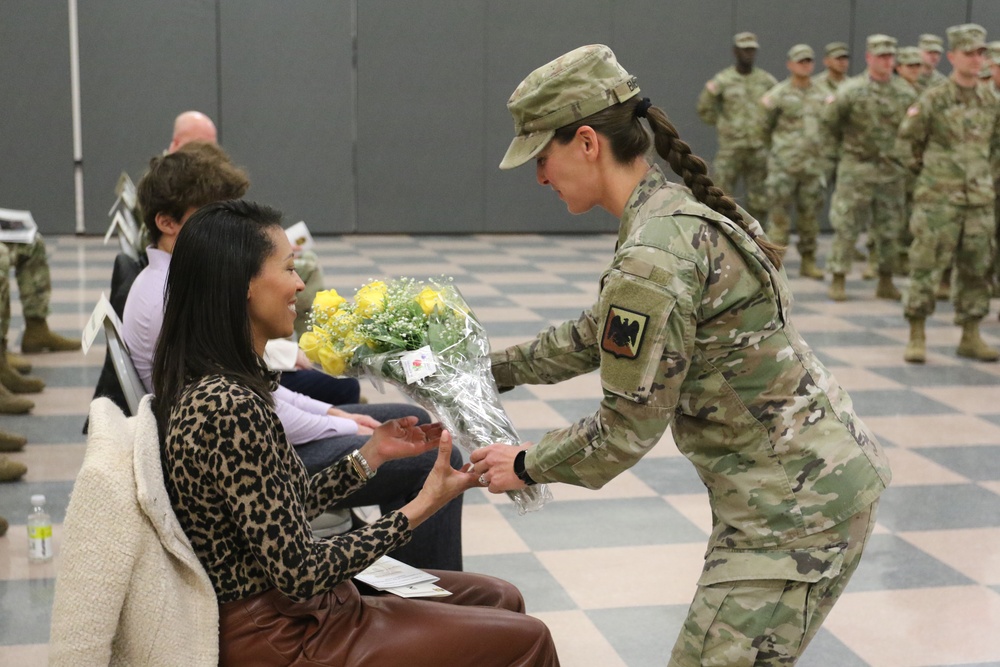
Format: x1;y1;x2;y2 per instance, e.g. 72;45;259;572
121;142;464;571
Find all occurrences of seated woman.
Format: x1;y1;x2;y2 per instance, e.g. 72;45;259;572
151;199;559;666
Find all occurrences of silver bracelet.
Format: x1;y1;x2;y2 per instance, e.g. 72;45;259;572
349;449;376;481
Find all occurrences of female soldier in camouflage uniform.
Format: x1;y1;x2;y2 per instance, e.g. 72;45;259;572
471;45;890;666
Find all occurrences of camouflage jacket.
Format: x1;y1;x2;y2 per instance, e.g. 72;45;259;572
898;78;1000;207
822;73;916;183
811;70;846;96
916;67;948;93
491;165;891;550
761;78;828;176
697;66;778;150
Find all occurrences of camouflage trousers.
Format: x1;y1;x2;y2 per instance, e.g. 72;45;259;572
294;249;325;338
713;146;769;223
827;171;905;276
669;501;878;666
903;203;995;323
765;168;824;255
1;237;51;339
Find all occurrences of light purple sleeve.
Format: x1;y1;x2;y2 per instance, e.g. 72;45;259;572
121;261;167;394
273;385;359;444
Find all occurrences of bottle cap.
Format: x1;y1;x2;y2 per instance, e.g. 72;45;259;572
31;494;46;505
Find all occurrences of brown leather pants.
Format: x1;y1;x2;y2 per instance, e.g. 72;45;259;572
218;570;559;666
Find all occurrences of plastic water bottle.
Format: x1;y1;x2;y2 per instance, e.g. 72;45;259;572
27;494;53;563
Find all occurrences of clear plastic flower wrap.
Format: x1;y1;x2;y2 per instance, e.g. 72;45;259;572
301;277;551;515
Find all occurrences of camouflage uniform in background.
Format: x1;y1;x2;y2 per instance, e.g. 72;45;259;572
1;238;53;335
761;69;828;263
294;250;325;338
812;42;851;186
899;77;1000;325
917;33;948;93
492;165;890;666
697;65;777;222
823;60;915;283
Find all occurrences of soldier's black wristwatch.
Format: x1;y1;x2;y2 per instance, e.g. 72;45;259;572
513;450;537;486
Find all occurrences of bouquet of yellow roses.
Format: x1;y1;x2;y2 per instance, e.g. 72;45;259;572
300;277;551;514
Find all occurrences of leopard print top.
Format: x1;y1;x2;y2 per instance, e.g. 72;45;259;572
162;373;411;603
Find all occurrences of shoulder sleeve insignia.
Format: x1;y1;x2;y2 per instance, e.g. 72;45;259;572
906;104;920;117
601;305;649;360
706;80;719;94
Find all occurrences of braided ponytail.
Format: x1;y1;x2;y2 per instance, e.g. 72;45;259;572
644;106;784;268
552;97;783;268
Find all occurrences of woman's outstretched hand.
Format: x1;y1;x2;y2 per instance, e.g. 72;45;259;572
358;416;441;470
400;430;479;529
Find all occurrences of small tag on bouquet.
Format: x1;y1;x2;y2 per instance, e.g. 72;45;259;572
401;346;437;384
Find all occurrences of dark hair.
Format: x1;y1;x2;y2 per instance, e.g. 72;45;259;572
136;141;250;244
151;199;283;434
552;97;784;268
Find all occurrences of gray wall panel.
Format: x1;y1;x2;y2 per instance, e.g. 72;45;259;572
0;2;75;234
736;0;853;80
78;0;217;234
970;1;1000;32
485;0;615;233
219;1;354;233
357;1;486;234
852;0;968;69
616;0;735;183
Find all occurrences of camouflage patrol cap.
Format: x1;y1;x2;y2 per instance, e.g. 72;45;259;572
734;32;760;49
896;46;922;66
947;24;987;52
787;44;815;62
990;41;1000;65
866;34;897;56
825;42;849;58
499;44;640;170
918;33;944;53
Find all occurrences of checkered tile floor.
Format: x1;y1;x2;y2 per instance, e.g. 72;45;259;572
1;233;999;667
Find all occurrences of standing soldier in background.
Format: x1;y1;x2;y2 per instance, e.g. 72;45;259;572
896;47;924;91
895;46;925;275
761;44;827;278
814;42;851;182
988;42;1000;299
917;34;948;92
900;24;1000;363
697;32;777;224
823;35;915;302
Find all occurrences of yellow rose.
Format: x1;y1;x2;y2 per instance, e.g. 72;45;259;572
298;331;324;364
416;287;445;315
312;288;347;313
318;346;348;376
354;281;388;317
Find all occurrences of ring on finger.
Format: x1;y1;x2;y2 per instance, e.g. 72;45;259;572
478;474;488;486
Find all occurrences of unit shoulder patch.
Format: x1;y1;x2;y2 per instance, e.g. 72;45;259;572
601;305;649;360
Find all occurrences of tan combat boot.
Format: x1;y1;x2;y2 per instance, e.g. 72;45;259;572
6;350;31;374
875;273;901;300
956;320;1000;361
0;455;27;483
799;252;825;280
21;317;81;353
828;273;848;301
0;430;26;453
0;345;44;394
904;318;927;363
0;381;33;414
